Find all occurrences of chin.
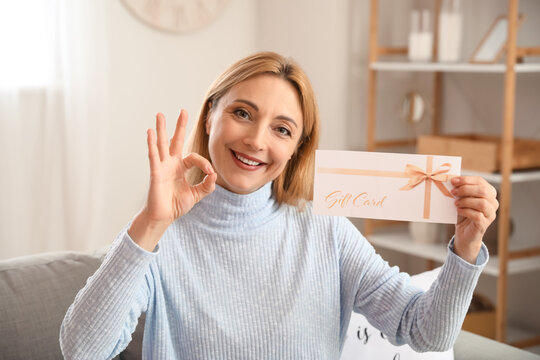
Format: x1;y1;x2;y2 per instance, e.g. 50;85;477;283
220;177;264;194
234;183;264;194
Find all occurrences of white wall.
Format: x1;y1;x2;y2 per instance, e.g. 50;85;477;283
100;0;257;247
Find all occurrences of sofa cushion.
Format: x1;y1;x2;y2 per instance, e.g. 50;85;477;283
0;251;101;359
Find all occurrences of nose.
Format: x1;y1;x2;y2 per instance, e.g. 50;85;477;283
243;124;266;151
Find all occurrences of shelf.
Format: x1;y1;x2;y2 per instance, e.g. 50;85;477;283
461;169;540;184
367;228;540;276
370;61;540;73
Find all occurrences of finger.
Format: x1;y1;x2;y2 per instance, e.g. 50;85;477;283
192;172;217;201
452;176;497;197
452;183;499;212
457;207;489;227
451;183;497;200
156;113;169;161
170;109;188;157
452;175;483;186
147;129;160;173
452;175;493;189
183;153;214;174
455;197;496;221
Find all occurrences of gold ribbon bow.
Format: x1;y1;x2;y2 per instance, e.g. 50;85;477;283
400;156;454;219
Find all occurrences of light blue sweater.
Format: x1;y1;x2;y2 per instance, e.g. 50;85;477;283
60;182;487;359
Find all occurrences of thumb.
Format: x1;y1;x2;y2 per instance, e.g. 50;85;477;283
192;172;217;202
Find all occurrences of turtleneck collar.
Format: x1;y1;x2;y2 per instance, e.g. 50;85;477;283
187;182;282;230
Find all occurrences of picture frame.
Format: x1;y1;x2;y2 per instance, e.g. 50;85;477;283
469;14;524;64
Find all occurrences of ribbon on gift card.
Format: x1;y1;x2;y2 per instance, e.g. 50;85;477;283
399;156;455;219
317;155;458;220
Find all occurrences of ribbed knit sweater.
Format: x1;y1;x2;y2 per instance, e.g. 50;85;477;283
60;182;487;360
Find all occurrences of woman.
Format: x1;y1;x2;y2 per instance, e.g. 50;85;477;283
60;52;498;359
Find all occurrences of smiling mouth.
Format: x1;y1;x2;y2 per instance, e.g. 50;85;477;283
231;150;265;166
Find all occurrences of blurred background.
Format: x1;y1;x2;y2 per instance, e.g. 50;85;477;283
0;0;539;353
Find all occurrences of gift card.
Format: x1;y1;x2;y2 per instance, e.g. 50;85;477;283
313;150;461;224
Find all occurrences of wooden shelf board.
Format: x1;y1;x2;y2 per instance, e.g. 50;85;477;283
370;61;540;73
367;228;540;276
461;169;540;184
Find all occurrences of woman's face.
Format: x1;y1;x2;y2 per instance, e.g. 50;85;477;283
206;74;304;194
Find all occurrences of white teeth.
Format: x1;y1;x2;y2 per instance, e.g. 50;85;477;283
234;152;261;166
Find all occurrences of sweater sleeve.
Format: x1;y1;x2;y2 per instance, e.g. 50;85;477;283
337;217;488;352
60;229;158;360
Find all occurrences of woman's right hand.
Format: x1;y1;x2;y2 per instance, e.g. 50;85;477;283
128;110;217;251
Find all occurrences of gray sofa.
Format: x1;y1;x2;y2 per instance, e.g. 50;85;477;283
1;251;538;360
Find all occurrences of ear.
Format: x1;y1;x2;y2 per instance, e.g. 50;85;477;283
205;102;212;135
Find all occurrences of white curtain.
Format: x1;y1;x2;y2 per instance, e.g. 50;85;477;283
0;0;109;259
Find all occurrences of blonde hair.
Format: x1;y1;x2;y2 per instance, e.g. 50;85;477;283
186;51;320;207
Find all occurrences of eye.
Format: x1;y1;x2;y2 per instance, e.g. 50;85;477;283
233;108;250;120
276;126;292;137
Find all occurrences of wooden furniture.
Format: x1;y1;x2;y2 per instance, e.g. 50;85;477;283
365;0;540;348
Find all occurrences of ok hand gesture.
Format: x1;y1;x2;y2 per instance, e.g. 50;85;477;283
128;110;217;251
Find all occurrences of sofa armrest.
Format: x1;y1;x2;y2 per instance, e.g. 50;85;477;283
454;330;540;360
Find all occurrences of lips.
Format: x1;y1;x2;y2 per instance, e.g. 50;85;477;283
231;150;266;167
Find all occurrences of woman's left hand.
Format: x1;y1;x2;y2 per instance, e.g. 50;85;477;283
450;176;499;264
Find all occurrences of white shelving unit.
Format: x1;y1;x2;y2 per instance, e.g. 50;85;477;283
365;0;540;347
370;61;540;73
368;227;540;277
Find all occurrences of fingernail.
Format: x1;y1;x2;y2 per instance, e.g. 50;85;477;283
452;177;460;185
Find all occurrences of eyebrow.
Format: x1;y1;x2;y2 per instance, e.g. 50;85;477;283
233;98;299;129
